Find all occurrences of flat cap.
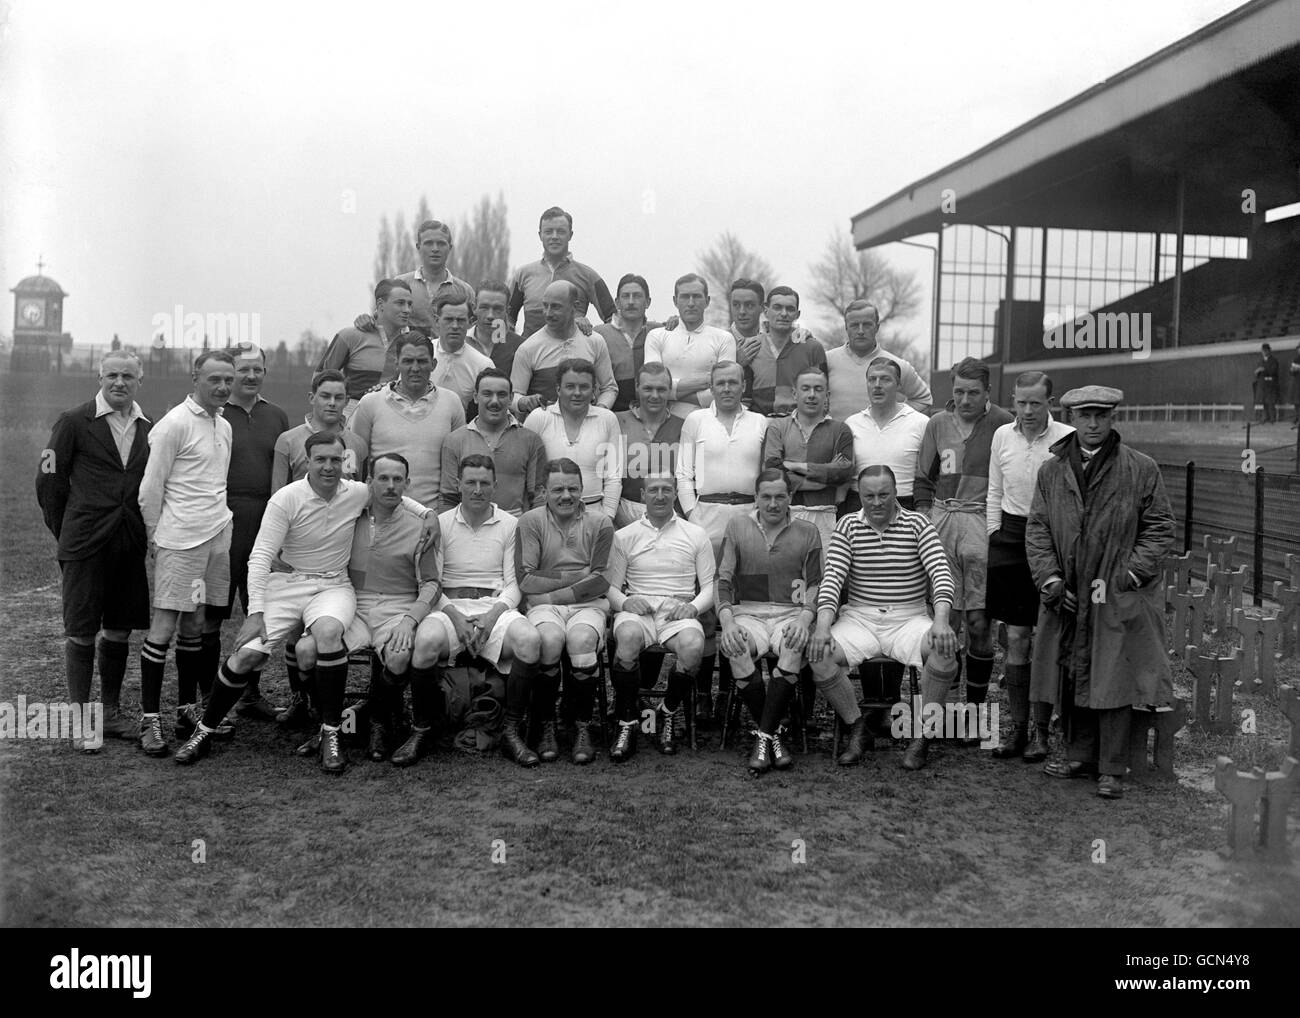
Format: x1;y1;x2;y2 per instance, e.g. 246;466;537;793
1060;385;1123;411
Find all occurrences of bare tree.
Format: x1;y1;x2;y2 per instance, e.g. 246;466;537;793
454;192;511;291
415;194;432;231
808;228;921;338
697;232;776;327
373;215;396;285
296;328;328;368
392;211;418;274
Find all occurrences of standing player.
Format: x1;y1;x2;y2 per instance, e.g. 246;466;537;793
36;351;152;749
510;281;619;414
420;455;544;768
209;344;290;722
396;220;476;332
913;358;1013;737
524;358;622;520
745;287;827;417
845;358;929;513
466;281;526;378
516;459;615;766
440;368;547;516
594;273;661;411
826;300;931;422
985;371;1074;761
430;291;493;414
317;279;413;414
173;432;371;773
136;351;236;757
347;332;466;508
616;361;683;527
272;369;368;491
762;366;853;555
606;474;714;761
644;274;737;419
508;206;616;339
716;469;822;776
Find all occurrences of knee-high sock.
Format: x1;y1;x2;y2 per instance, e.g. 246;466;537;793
140;639;169;715
694;653;715;697
65;640;94;705
175;633;202;707
920;657;959;713
533;664;561;721
965;652;994;705
97;637;129;709
408;664;443;731
611;663;640;723
199;630;222;700
201;661;248;729
759;671;796;735
735;674;766;727
1030;699;1052;726
507;659;537;718
284;644;302;693
568;668;596;722
314;650;349;728
639;650;665;689
1003;662;1030;725
814;669;861;724
663;669;692;713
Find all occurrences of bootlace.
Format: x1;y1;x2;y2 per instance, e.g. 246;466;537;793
614;722;635;751
323;726;341;757
771;730;788;758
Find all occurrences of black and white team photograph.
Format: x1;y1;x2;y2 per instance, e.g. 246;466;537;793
0;0;1297;973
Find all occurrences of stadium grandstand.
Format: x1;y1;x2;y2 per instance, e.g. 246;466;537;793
850;0;1300;414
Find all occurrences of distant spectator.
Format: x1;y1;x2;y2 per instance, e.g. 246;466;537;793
1256;343;1280;423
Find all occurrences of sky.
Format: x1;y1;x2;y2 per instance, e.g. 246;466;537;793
0;0;1250;354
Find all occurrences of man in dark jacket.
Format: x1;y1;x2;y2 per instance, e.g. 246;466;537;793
1026;386;1176;800
36;352;152;749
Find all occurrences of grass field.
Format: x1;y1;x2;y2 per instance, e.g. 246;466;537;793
2;373;1298;927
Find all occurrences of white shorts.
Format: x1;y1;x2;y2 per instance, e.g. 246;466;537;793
343;592;420;660
613;595;705;648
526;601;608;641
153;523;232;612
829;602;932;669
424;597;527;667
244;573;356;655
689;501;755;558
726;603;807;677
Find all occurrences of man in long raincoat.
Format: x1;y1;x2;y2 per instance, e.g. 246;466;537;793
1025;386;1175;800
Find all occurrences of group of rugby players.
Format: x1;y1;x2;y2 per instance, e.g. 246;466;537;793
38;205;1175;796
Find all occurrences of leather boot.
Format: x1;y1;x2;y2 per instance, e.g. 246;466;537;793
571;721;595;765
1023;724;1050;763
991;722;1028;759
319;725;347;774
391;726;434;767
836;716;872;766
748;731;772;773
770;727;794;770
901;737;930;771
501;715;539;767
609;721;637;762
536;721;559;763
276;691;310;728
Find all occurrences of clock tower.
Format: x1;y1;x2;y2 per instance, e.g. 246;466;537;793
10;259;71;371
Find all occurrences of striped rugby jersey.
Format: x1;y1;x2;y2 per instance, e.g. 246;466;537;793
816;507;955;614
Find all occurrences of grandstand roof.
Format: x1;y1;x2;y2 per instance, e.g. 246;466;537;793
851;0;1300;248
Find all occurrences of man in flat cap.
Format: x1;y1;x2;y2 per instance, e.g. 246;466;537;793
1025;385;1175;799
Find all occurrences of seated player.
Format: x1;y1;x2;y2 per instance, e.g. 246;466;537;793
516;458;615;765
418;454;543;768
311;453;443;767
717;468;822;775
605;473;714;761
808;466;959;771
172;432;371;773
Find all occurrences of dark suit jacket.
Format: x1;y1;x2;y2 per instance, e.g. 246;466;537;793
35;399;151;561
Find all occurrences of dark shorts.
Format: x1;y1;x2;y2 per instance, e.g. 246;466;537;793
985;514;1040;627
206;495;268;620
60;528;151;638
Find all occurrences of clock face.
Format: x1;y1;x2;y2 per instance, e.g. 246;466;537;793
19;300;45;327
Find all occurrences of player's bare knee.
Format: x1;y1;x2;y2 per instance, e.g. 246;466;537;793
674;630;704;670
613;625;643;668
538;627;565;663
100;629;131;644
387;648;413;675
567;626;599;658
312;617;344;653
508;621;541;663
295;634;318;669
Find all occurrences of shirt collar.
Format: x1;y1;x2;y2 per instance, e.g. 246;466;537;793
471;325;508;347
388;381;437;405
1013;410;1058;437
611;314;648;336
454;503;502;527
637;512;679;533
415;266;451;286
184;394;223;418
95;391;148;423
709;403;749;422
546;402;597;420
467;416;520;434
540;252;575;269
